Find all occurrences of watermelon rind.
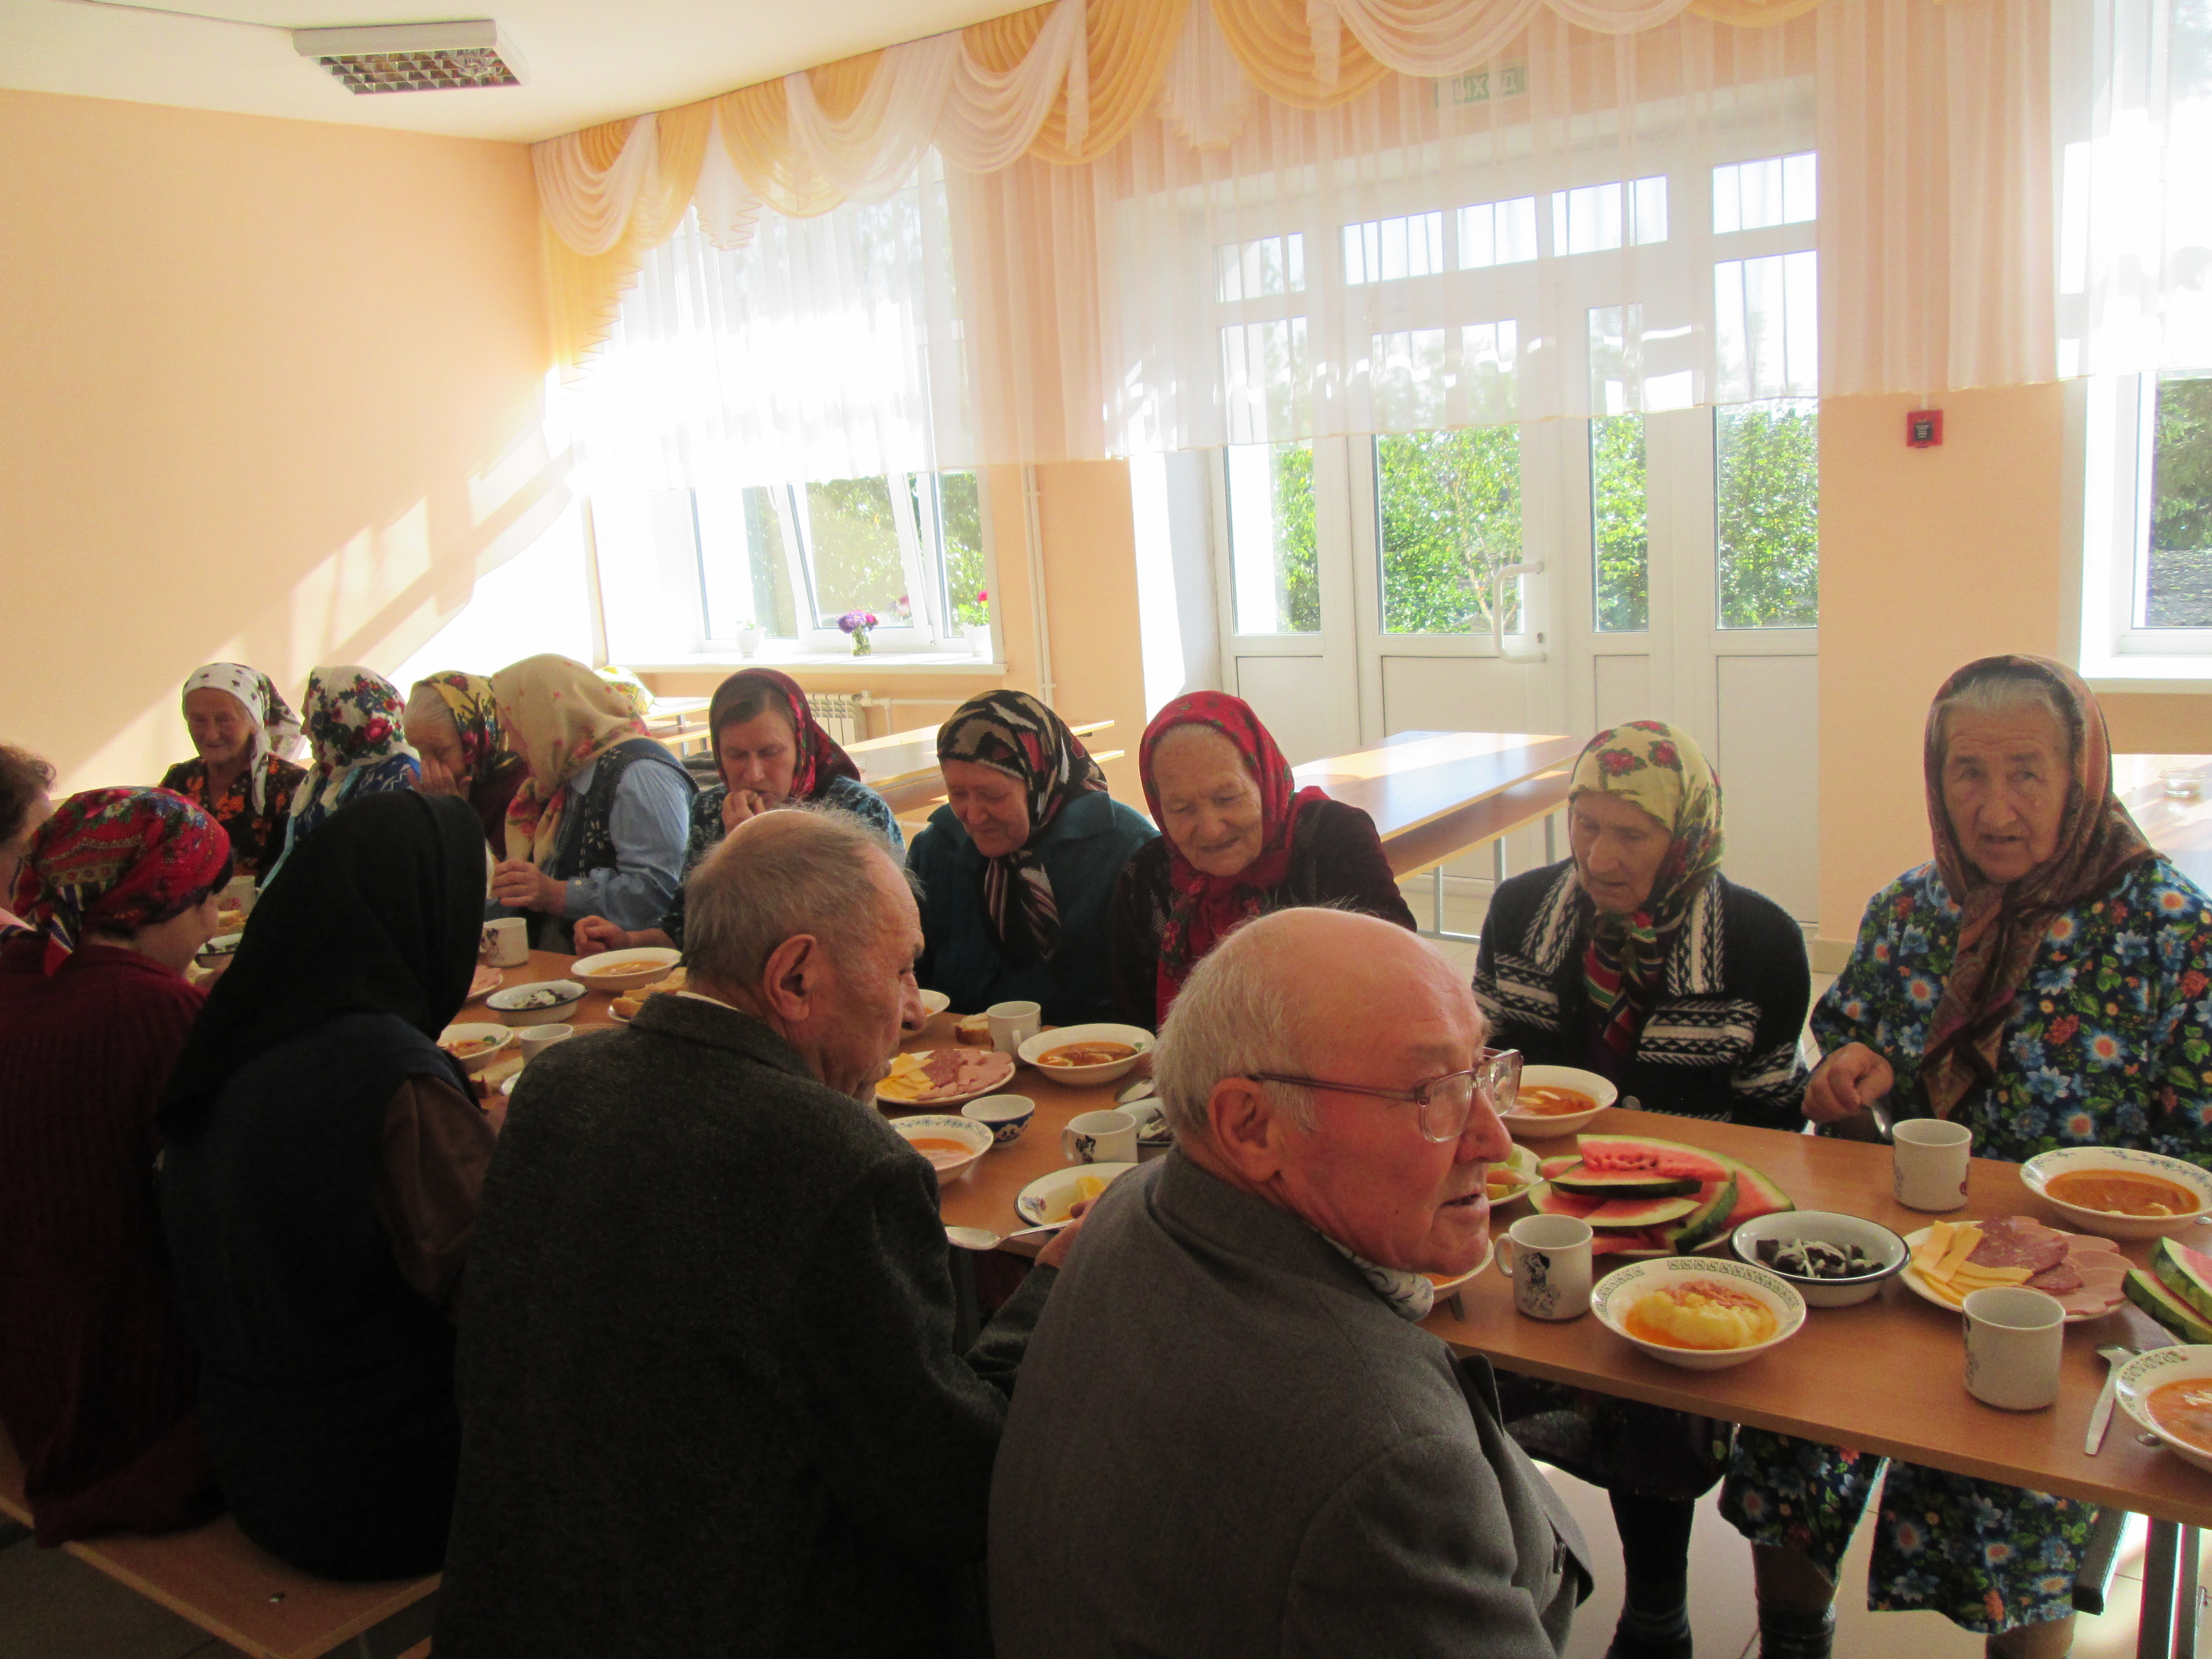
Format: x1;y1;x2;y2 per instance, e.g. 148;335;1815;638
1663;1173;1740;1254
1585;1194;1701;1227
2128;1266;2212;1343
1571;1133;1796;1228
2151;1236;2212;1323
1548;1163;1703;1200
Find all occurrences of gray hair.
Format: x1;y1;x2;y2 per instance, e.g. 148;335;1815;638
1153;912;1318;1141
402;684;459;738
683;805;901;989
1934;662;2079;764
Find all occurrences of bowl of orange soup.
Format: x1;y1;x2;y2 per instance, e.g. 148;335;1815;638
890;1115;996;1183
2021;1147;2212;1241
2116;1346;2212;1475
1499;1065;1617;1139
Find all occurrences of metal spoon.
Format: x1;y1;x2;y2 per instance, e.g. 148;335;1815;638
2086;1344;2137;1455
944;1222;1068;1252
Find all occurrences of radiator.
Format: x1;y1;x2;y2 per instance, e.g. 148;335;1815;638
806;695;864;746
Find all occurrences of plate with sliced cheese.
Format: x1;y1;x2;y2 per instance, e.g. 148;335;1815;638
1900;1217;2129;1322
1017;1162;1138;1226
609;965;689;1022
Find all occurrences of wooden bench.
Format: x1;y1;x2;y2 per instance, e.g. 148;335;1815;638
0;1430;438;1659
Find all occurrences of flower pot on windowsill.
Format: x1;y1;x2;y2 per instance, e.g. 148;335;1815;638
849;628;873;657
962;622;991;659
736;628;764;658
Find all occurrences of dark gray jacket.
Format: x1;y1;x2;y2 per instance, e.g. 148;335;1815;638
989;1153;1589;1659
434;993;1052;1659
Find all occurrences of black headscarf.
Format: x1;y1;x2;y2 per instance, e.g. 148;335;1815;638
159;791;487;1139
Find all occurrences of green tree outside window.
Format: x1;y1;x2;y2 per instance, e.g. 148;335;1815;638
1592;414;1649;632
1715;398;1819;629
1377;426;1523;635
2147;375;2212;627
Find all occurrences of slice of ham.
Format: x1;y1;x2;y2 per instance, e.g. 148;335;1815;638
2046;1235;2130;1318
1968;1216;2070;1274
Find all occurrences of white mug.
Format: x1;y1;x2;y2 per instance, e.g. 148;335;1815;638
519;1023;574;1062
482;916;530;968
1062;1109;1137;1165
1494;1214;1595;1321
1962;1286;2066;1410
988;1000;1042;1055
221;874;259;916
1894;1118;1973;1212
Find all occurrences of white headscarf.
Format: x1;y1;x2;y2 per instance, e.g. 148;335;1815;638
181;663;306;815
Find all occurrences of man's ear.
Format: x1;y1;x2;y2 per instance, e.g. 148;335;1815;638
1205;1077;1288;1185
758;933;820;1023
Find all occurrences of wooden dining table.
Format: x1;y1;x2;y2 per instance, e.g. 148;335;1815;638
848;720;1118;816
2117;753;2212;897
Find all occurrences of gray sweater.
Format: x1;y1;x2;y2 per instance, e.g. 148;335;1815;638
434;993;1052;1659
989;1153;1589;1659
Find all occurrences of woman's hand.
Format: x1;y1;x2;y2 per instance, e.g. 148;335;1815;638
571;916;635;956
1803;1043;1895;1124
721;788;770;837
415;753;468;799
490;858;565;915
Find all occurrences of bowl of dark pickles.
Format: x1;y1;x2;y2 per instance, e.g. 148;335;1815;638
1731;1211;1909;1308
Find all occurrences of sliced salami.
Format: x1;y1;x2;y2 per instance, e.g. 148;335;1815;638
2027;1260;2084;1294
1968;1216;2069;1274
922;1050;964;1086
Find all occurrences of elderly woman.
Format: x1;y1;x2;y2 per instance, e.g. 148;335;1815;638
488;654;695;952
1721;656;2212;1659
158;792;494;1580
267;665;421;880
0;744;56;932
157;663;308;878
1106;692;1414;1028
405;672;528;849
0;788;231;1544
1474;720;1809;1659
573;668;900;957
908;691;1153;1026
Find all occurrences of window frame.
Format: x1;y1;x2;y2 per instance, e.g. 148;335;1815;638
2076;372;2212;682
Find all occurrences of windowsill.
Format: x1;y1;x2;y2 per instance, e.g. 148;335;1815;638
622;649;1006;673
2081;652;2212;695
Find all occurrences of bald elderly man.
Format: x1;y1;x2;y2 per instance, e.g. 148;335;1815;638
989;907;1589;1658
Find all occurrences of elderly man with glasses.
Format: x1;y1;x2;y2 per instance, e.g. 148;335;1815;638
988;905;1589;1659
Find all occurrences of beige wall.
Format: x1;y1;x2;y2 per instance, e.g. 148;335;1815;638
0;89;552;794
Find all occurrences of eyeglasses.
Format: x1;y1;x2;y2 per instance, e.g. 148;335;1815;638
1248;1048;1522;1144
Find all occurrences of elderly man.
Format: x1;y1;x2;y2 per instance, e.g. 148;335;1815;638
990;906;1589;1658
434;807;1072;1659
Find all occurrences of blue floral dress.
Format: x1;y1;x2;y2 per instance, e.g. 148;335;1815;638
1723;854;2212;1634
657;778;903;948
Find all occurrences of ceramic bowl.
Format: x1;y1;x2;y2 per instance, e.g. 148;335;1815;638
487;979;587;1027
195;931;245;965
2116;1345;2212;1476
1500;1064;1617;1139
2020;1146;2212;1241
569;947;682;995
918;989;951;1018
1731;1210;1909;1308
438;1022;516;1074
961;1094;1036;1144
1590;1255;1807;1371
1019;1023;1154;1086
891;1114;995;1183
1485;1143;1545;1209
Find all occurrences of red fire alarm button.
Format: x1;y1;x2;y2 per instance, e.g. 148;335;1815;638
1908;409;1943;447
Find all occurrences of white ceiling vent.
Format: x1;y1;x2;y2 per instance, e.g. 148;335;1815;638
292;21;526;95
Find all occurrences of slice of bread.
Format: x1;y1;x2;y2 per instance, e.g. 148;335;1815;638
956;1013;993;1047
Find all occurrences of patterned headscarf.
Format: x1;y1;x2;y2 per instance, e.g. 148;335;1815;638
597;666;656;723
1919;655;2156;1117
1141;692;1329;1017
1569;721;1726;1066
292;666;416;820
181;662;305;814
411;671;520;785
937;691;1108;959
709;669;861;801
12;787;232;974
496;655;652;866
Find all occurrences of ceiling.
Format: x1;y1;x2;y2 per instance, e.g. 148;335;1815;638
0;0;1042;143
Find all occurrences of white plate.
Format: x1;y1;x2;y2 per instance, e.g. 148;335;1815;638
1019;1023;1154;1086
1424;1230;1498;1297
1897;1224;2126;1323
890;1115;995;1184
570;947;683;995
467;964;503;1002
1591;1255;1807;1370
2116;1345;2212;1475
1017;1162;1139;1226
196;931;244;962
1485;1144;1544;1210
877;1048;1018;1110
1500;1064;1617;1139
2020;1146;2212;1241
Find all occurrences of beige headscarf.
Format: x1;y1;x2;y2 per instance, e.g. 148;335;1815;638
493;655;649;866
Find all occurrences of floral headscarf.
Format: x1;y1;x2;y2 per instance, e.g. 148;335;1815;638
291;667;416;820
495;655;653;866
12;787;231;974
1569;722;1726;1068
709;669;861;801
937;691;1108;959
1919;655;2156;1117
1141;692;1329;1017
412;671;519;784
597;666;656;723
182;662;305;813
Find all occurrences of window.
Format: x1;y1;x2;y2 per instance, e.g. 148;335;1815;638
1376;427;1524;635
2143;376;2212;627
1218;233;1305;301
1226;442;1320;634
1457;196;1539;268
1715;251;1818;402
1715;399;1819;629
1592;416;1649;632
1551;178;1669;255
1369;322;1518;431
1713;153;1817;233
1344;212;1446;285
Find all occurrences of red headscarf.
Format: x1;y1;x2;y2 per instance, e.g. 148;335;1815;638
709;669;862;800
1919;655;2156;1116
11;787;232;974
1141;692;1329;1017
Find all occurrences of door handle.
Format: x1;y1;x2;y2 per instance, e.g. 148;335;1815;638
1491;561;1547;662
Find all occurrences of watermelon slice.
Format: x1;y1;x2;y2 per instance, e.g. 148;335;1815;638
1576;1136;1731;1186
1590;1227;1671;1257
2152;1236;2212;1323
1532;1185;1604;1221
1662;1173;1740;1253
1539;1154;1580;1181
1584;1194;1699;1227
1547;1163;1702;1200
2128;1266;2212;1343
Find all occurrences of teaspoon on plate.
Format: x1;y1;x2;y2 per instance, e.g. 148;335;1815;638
945;1222;1068;1252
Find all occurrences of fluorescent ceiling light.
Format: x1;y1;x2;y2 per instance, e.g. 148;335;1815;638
292;19;526;95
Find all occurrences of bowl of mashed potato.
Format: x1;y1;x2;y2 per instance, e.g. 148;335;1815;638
1591;1257;1806;1371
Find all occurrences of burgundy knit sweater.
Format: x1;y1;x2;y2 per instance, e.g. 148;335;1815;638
0;935;218;1542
